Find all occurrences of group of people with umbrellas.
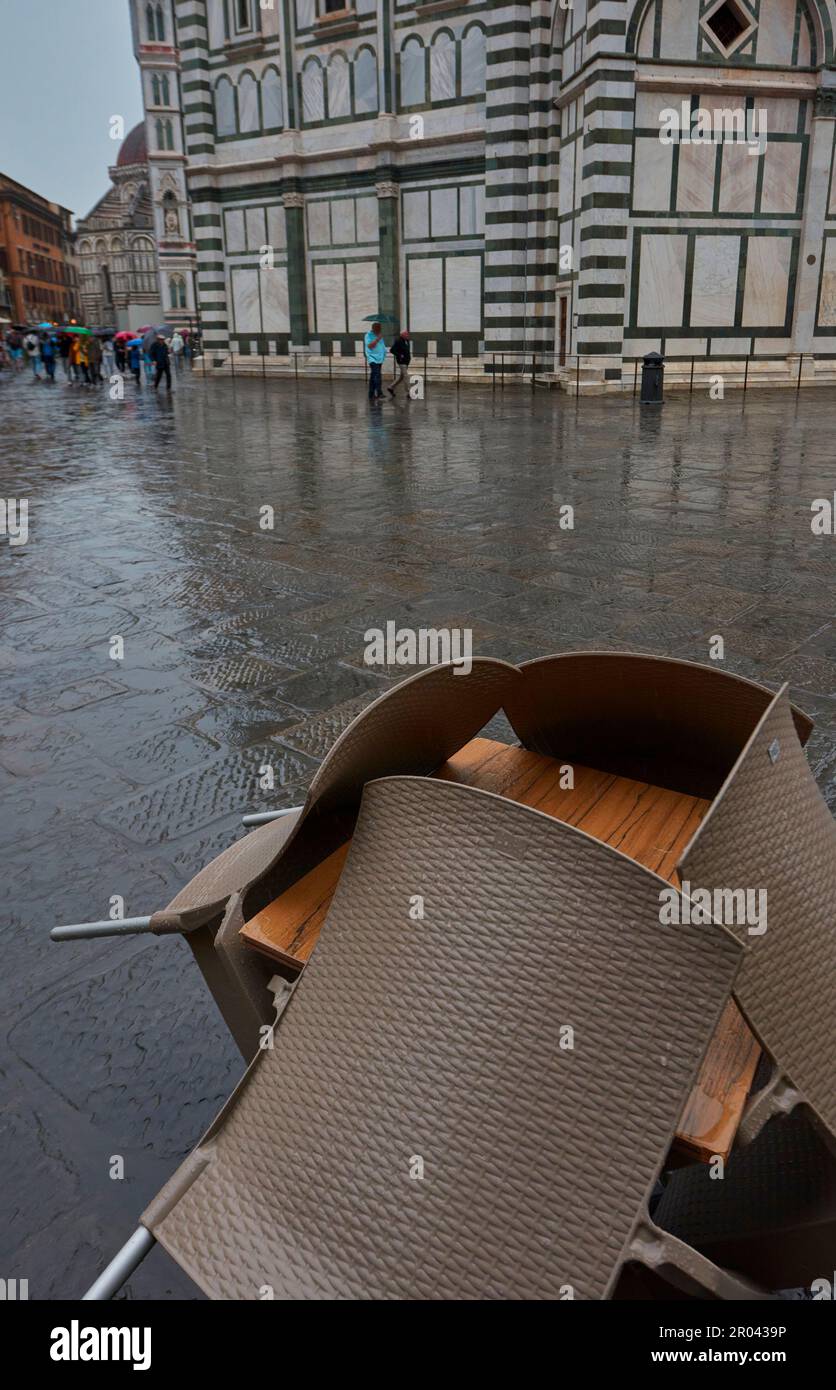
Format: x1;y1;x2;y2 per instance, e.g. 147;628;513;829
1;322;190;390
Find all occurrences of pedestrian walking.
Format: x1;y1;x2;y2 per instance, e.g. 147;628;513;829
40;333;56;382
128;341;142;384
87;334;103;384
102;336;115;379
7;329;24;370
364;321;386;404
24;330;41;381
58;333;71;378
387;330;411;398
170;330;184;369
150;332;172;391
115;339;126;373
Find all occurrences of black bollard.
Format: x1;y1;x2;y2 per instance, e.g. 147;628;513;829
640;350;664;405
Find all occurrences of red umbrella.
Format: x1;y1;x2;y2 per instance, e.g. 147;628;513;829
113;331;133;342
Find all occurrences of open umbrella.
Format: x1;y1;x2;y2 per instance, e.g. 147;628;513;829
362;314;397;324
113;330;133;342
126;338;143;349
58;325;91;335
142;324;173;351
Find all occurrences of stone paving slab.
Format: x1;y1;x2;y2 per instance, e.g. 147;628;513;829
1;370;834;1299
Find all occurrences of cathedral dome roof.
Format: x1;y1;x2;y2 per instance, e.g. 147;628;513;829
116;122;147;168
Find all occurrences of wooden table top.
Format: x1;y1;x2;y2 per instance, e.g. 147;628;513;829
240;737;760;1166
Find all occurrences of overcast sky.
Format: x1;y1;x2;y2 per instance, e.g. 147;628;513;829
0;0;144;222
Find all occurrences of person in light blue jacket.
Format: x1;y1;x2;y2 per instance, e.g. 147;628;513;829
364;322;386;403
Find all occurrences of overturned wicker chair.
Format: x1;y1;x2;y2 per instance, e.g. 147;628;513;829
53;653;835;1300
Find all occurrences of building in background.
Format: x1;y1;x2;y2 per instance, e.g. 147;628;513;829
127;0;199;330
0;174;79;325
130;1;836;387
76;123;165;329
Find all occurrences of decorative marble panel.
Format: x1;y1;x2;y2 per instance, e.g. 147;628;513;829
637;234;687;327
331;200;356;247
431;187;458;238
354;48;378;115
401;39;426;107
262;67;283;129
308;202;331;248
409;258;444;331
238;73;259;133
676;141;717;213
225;209;246;253
459;184;484;236
260;265;290;333
430;34;455;103
659;0;696;60
266;205;287;251
327;54;351;120
403;191;429;241
461;26;486;98
719;143;758;214
755;1;797;66
314;263;346;333
231;267;261;333
445;256;481;331
346;260;378;329
246;207;266;251
295;0;314;29
356;196;378;245
302;62;325;123
818;239;836;328
761;143;801;214
690;236;740;328
758;97;802;136
633;138;673;212
742;236;791;327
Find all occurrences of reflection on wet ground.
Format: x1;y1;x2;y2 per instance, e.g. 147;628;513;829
1;368;834;1297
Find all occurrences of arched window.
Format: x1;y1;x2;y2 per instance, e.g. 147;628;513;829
148;2;165;41
301;58;325;123
400;37;426;108
155;117;174;150
215;76;236;136
151;72;171;106
460;24;486;98
430;31;456;102
262;65;283;129
353;46;378;115
169;274;187;309
327;53;351;119
238;71;259;132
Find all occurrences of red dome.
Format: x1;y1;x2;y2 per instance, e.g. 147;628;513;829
116;123;148;167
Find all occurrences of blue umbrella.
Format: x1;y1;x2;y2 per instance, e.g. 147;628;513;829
127;338;143;348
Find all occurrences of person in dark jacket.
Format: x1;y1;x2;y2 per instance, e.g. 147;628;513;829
150;333;171;391
387;330;411;397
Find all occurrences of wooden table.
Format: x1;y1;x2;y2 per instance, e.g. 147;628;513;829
241;738;760;1165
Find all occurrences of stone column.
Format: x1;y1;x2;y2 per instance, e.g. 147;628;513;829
282;189;309;347
376;178;400;327
792;88;836;356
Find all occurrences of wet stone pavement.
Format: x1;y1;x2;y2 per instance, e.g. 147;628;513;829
1;365;835;1299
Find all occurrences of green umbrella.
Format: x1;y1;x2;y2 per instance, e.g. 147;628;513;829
58;325;91;335
362;314;397;324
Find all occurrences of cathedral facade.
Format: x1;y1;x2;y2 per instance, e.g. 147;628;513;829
131;0;836;383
